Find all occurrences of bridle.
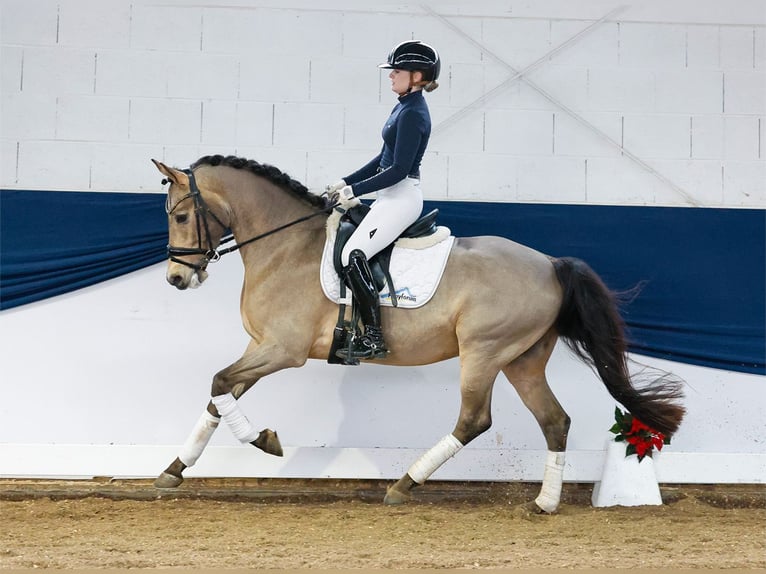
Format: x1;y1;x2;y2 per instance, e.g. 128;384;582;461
165;168;230;272
165;167;335;272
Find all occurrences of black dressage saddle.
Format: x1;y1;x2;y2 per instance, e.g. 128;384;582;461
332;204;440;295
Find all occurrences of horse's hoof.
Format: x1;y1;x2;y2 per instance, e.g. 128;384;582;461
154;471;184;489
253;429;283;457
383;484;411;506
512;500;554;519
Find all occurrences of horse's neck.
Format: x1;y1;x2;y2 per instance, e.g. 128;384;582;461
225;176;326;271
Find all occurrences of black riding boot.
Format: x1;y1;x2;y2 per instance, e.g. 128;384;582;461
337;250;388;360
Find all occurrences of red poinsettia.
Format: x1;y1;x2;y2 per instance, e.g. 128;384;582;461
609;406;669;462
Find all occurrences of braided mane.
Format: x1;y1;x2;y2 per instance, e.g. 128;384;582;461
191;154;326;209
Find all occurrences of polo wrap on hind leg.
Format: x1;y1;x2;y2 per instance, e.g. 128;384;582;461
178;410;220;467
407;434;463;484
211;393;260;443
535;450;566;512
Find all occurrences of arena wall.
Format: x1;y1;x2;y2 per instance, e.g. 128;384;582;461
1;0;764;483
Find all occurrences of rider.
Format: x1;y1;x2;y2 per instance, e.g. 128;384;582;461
327;40;440;361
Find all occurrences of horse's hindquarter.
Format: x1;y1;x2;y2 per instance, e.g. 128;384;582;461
427;236;562;365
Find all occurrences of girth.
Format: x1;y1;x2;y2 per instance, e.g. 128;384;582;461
332;205;440;300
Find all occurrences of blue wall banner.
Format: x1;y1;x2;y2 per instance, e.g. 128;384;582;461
1;190;763;374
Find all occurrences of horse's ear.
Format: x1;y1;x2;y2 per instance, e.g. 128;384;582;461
151;159;189;186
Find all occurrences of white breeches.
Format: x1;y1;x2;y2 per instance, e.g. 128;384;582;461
341;177;423;266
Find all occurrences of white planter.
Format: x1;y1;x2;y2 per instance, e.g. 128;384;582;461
591;437;663;507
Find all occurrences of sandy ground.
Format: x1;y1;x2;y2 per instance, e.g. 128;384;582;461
0;479;764;569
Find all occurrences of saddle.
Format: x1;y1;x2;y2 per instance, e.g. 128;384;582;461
328;204;440;366
332;204;440;300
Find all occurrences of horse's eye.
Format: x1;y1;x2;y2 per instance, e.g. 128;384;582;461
174;213;189;224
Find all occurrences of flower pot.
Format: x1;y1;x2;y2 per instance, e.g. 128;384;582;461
591;437;663;507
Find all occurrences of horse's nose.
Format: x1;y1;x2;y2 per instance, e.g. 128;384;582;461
167;273;186;289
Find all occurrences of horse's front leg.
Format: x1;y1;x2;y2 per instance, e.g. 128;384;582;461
154;340;303;489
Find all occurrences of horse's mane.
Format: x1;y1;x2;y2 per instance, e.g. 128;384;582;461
191;154;326;209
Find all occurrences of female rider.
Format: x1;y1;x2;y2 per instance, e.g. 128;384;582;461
327;40;440;361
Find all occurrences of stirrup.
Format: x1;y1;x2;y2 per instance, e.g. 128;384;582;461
336;328;388;360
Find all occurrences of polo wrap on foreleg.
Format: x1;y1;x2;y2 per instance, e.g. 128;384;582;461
211;393;260;444
535;450;566;512
178;410;220;468
407;434;463;484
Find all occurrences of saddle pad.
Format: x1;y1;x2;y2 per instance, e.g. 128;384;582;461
320;229;454;309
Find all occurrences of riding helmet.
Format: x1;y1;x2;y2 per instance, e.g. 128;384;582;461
379;41;441;82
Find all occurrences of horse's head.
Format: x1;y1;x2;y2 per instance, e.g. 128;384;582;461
152;159;229;290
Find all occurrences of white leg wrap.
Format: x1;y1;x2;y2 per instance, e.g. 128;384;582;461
407;434;463;484
211;393;260;444
535;450;566;512
178;410;220;468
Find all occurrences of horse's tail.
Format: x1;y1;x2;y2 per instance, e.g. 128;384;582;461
552;256;685;437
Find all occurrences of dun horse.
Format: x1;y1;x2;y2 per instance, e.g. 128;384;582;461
152;154;684;512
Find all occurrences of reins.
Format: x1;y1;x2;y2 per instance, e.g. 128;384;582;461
166;167;335;271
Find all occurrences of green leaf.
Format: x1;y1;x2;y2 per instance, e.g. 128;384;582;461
608;423;621;435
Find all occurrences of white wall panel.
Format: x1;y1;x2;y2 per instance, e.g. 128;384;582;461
129;98;201;145
550;21;619;68
517;157;585;203
130;5;203;53
0;140;17;185
0;0;58;46
587;67;656;113
623;114;691;159
17;140;92;190
446;153;518;201
654;69;723;114
21;47;95;95
720;26;757;70
309;57;381;105
756;28;766;69
691;115;724;159
166;53;240;100
56;95;130;142
484;109;554;155
619;23;687;68
1;92;57;140
0;46;22;93
724;70;766;114
554;111;622;157
57;0;131;48
686;25;720;69
91;143;166;192
273;103;344;147
724;116;761;160
723;161;766;204
95;50;168;98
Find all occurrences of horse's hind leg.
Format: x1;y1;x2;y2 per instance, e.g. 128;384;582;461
502;329;571;513
384;356;498;505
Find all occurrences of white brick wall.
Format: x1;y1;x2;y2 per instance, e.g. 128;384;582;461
1;0;764;205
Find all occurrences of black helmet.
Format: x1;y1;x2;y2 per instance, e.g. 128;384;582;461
379;41;441;82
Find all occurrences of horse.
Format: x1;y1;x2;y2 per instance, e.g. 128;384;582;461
151;154;685;513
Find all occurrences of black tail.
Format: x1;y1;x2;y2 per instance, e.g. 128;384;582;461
552;257;685;437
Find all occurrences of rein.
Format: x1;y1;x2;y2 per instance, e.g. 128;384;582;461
166;167;334;271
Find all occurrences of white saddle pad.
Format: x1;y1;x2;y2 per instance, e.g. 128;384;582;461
320;220;454;309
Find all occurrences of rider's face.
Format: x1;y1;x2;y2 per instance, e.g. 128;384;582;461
389;69;421;95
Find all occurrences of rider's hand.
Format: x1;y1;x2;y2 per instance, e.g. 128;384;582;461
325;180;346;194
329;185;355;205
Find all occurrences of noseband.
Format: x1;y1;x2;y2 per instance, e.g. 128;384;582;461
165;167;336;272
166;169;231;272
